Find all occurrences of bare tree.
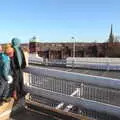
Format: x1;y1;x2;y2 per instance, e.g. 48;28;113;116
114;36;120;42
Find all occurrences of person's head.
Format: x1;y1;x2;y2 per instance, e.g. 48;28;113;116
4;44;14;57
3;44;11;50
0;45;3;53
22;47;29;53
11;38;21;47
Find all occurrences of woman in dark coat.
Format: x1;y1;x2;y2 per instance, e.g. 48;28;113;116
4;44;17;100
0;50;12;101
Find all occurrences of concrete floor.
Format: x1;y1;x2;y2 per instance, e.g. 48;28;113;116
11;107;58;120
9;97;58;120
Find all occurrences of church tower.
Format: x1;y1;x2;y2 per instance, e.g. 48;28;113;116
108;24;114;43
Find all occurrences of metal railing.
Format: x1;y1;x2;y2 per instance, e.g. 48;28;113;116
66;61;120;71
24;66;120;119
46;59;66;67
29;57;120;71
66;57;120;71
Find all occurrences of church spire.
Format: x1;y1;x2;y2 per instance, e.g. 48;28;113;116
110;24;113;35
108;24;114;43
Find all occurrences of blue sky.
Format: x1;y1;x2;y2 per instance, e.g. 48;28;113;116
0;0;120;43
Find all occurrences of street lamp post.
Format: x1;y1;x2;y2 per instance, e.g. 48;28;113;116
72;36;76;58
71;36;76;69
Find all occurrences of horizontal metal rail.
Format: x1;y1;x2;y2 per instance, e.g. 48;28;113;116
24;66;120;89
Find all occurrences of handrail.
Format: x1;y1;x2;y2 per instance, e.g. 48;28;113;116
24;66;120;89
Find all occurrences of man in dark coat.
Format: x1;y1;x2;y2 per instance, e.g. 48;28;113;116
11;38;26;98
0;51;12;102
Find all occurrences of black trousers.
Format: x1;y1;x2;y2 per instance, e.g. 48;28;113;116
15;68;24;97
0;80;9;100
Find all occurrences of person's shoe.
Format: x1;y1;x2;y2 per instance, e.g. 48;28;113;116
0;101;3;105
2;97;11;102
0;98;4;105
20;90;26;97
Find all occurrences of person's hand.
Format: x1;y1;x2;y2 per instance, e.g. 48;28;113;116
8;75;13;84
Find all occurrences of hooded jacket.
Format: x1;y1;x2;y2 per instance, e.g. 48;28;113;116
11;38;26;69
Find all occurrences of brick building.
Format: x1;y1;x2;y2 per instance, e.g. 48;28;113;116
29;39;108;59
29;25;120;59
